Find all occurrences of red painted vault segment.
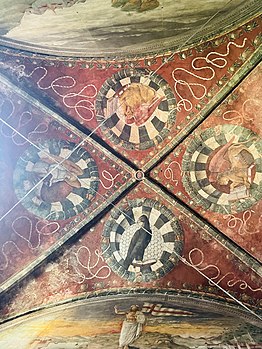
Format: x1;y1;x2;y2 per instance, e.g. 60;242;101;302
0;14;260;326
0;180;261;321
0;74;135;291
0;16;261;170
152;62;262;263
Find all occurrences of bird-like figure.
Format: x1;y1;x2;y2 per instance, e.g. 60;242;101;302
123;215;152;269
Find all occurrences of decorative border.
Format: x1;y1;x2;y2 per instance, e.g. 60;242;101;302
1;290;261;326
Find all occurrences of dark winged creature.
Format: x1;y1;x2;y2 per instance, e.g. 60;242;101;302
123;215;152;269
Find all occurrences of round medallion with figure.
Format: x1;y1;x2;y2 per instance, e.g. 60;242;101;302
182;125;262;213
13;139;99;220
96;69;176;150
102;199;184;282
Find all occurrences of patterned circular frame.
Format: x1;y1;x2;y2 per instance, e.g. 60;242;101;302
96;68;176;150
182;125;262;214
13;139;99;220
102;199;184;282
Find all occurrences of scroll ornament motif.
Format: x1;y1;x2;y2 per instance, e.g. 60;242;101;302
172;38;247;112
186;248;262;294
15;65;97;121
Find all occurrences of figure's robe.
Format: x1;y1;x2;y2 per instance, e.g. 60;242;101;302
123;223;152;268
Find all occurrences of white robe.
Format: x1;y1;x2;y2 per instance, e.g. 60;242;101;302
119;312;145;347
119;320;142;347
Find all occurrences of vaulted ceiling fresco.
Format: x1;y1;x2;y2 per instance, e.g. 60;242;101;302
0;1;261;349
0;0;258;55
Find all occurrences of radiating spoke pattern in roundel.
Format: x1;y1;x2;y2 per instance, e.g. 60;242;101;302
182;125;262;213
102;199;184;282
96;69;176;150
13;139;99;220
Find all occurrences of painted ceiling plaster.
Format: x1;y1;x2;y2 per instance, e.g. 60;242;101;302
0;1;261;348
0;0;258;55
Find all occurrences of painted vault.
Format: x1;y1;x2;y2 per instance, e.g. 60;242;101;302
0;1;261;349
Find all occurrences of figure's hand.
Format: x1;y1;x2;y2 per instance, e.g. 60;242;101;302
114;305;118;313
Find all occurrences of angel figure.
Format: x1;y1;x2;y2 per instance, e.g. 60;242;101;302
114;304;146;349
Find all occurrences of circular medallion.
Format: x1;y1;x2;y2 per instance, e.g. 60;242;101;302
13;139;99;220
182;125;262;213
96;69;176;150
102;199;184;282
